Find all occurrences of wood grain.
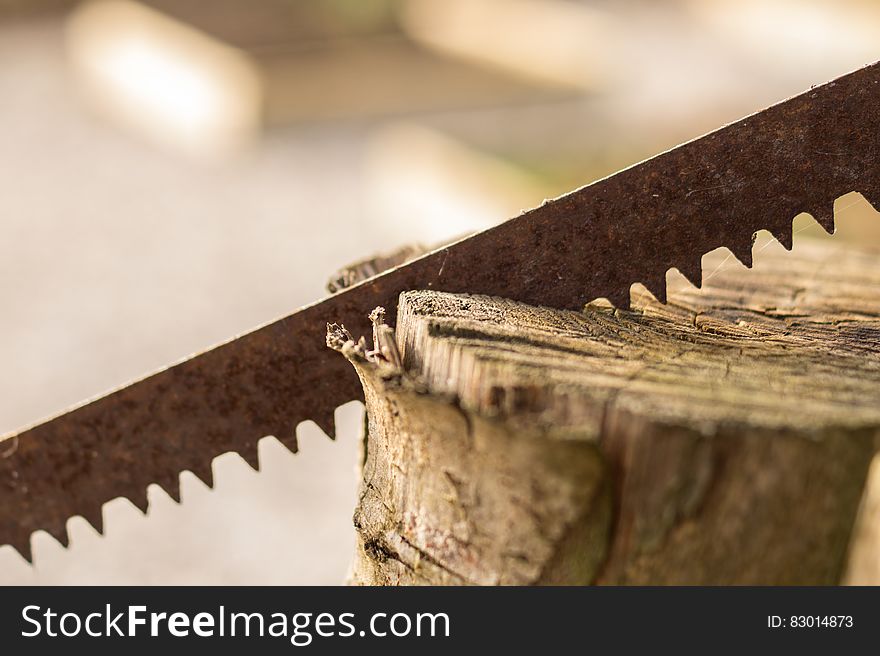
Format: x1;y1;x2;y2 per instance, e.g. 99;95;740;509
332;238;880;584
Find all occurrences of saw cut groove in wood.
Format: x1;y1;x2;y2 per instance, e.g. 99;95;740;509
332;239;880;585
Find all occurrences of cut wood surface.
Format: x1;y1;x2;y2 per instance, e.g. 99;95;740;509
329;237;880;585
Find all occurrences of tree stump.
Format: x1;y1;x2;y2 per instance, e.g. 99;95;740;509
328;238;880;585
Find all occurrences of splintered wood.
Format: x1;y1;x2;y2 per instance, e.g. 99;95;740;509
329;238;880;585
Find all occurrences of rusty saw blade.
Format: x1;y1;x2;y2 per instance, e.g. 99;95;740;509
3;62;880;561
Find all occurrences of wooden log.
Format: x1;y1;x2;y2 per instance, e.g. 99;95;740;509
328;238;880;585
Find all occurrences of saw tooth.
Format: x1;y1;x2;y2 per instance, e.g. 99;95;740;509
675;258;703;289
188;461;214;489
11;537;32;563
240;444;261;471
640;276;667;304
45;523;69;548
606;287;631;310
6;59;880;559
313;410;336;440
163;479;182;504
730;235;755;268
81;507;104;535
149;471;181;504
769;224;793;250
813;205;836;234
275;429;299;455
130;492;149;515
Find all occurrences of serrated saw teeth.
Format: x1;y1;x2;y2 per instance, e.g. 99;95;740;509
605;288;631;310
640;275;668;304
732;235;757;268
163;481;182;504
770;225;794;251
12;538;32;564
240;445;261;472
130;493;149;515
313;413;336;441
674;259;703;289
46;524;69;549
82;508;104;535
187;462;214;489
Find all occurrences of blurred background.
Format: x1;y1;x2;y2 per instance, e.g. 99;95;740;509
1;0;879;584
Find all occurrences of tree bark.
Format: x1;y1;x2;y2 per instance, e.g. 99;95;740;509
329;238;880;585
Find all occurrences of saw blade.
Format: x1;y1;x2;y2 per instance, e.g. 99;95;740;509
3;61;880;561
